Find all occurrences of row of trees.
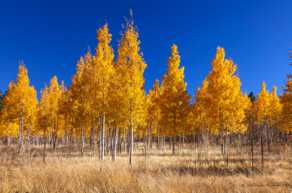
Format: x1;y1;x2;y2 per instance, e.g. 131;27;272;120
0;21;291;165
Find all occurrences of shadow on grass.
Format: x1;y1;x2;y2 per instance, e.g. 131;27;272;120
136;165;262;177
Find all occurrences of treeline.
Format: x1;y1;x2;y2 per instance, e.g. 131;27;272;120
0;21;291;165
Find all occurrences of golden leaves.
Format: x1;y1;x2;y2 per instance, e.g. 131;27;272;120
203;47;249;135
159;44;190;136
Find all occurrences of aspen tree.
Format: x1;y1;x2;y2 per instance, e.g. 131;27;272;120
267;87;282;150
37;76;63;160
108;64;127;161
48;76;63;149
90;24;115;160
57;82;67;143
0;82;19;141
70;53;92;155
116;21;147;165
159;44;190;155
2;65;37;153
38;86;50;161
255;83;270;126
0;104;18;145
58;85;72;146
189;79;211;158
205;47;248;157
280;58;292;134
254;82;270;170
146;80;161;153
191;80;209;140
246;92;256;168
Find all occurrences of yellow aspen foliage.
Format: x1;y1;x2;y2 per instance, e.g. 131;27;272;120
116;21;147;164
108;72;128;130
57;81;67;137
205;47;248;135
254;82;270;126
38;86;50;136
90;24;115;117
89;24;115;159
280;74;292;133
2;65;37;146
58;84;72;138
38;76;63;140
159;44;191;137
146;80;161;137
0;82;18;137
268;87;282;129
70;53;92;137
116;22;147;133
92;24;115;122
190;79;209;133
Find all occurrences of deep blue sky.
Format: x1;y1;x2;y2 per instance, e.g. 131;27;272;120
0;0;291;96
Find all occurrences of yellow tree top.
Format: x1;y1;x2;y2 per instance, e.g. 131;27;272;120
116;22;147;129
190;79;209;133
37;76;63;136
255;82;270;126
37;86;50;135
2;65;37;134
280;67;292;132
70;53;92;130
159;44;190;136
206;47;248;134
91;24;115;121
146;79;161;135
268;86;282;128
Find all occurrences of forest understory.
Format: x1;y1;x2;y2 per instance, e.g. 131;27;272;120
0;144;291;193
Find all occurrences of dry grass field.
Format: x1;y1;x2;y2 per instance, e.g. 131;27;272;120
0;145;291;193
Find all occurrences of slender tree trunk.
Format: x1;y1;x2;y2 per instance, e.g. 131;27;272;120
112;128;119;161
266;126;271;152
225;135;229;167
43;133;47;163
27;127;32;157
18;115;24;154
172;136;176;155
81;128;85;156
52;130;57;151
6;136;11;146
144;133;147;159
100;113;105;160
182;134;185;149
221;134;224;156
147;127;152;150
157;129;160;150
63;130;68;146
129;122;134;165
90;127;95;150
251;132;254;169
118;134;122;154
260;134;264;171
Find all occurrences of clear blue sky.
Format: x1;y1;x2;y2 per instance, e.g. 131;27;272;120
0;0;291;96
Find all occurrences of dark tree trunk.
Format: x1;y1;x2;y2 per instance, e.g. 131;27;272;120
43;133;47;163
260;135;264;171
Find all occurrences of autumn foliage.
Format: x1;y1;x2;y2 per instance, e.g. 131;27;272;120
0;20;291;166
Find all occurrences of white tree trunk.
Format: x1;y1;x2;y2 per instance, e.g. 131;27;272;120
112;128;119;161
81;127;85;156
129;123;134;165
100;113;105;160
18;115;24;154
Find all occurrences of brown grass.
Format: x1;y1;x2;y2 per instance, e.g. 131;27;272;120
0;145;291;193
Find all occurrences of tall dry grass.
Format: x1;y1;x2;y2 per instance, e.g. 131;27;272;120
0;145;291;193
